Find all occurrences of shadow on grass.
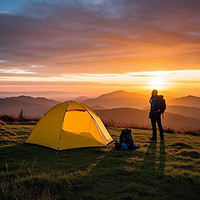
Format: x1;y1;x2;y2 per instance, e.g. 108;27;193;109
137;140;200;200
158;141;165;175
141;140;165;175
142;140;157;171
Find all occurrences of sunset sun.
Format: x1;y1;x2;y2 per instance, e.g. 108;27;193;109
149;77;166;89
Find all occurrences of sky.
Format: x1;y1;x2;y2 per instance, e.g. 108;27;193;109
0;0;200;100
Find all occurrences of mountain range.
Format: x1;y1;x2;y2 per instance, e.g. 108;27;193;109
83;90;200;109
168;95;200;108
0;96;59;117
96;108;200;130
83;90;148;109
0;90;200;130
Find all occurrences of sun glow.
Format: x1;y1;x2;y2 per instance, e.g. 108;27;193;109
0;70;200;97
149;77;166;89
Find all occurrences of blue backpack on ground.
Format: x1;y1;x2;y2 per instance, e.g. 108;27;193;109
115;129;140;150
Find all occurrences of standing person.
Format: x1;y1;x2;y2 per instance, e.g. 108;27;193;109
149;89;166;141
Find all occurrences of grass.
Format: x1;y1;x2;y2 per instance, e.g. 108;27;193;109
0;124;200;200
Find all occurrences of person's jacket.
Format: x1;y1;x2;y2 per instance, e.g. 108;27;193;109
150;96;157;114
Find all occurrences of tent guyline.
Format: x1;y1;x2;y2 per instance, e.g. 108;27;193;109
26;101;113;150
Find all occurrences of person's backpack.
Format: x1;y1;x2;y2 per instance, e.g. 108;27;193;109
156;95;166;114
115;129;140;150
120;129;134;149
120;129;132;146
120;128;130;144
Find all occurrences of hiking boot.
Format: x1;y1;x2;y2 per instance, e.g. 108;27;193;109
149;137;157;141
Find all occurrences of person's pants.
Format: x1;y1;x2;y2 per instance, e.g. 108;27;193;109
151;114;164;139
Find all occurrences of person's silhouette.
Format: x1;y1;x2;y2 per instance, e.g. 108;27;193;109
149;89;164;141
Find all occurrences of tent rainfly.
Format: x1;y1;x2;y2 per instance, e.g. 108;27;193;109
26;101;113;150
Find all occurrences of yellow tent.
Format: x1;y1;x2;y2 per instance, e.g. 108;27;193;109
26;101;113;150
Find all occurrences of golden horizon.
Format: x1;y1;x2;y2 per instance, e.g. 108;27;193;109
0;70;199;99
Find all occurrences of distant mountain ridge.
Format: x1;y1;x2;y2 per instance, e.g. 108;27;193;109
83;91;200;109
143;105;200;119
0;96;59;117
166;105;200;119
91;105;107;110
168;95;200;108
96;108;200;130
83;90;148;109
0;92;200;130
6;95;59;106
82;90;200;118
73;96;90;102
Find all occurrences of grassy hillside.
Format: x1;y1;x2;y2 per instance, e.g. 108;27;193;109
0;124;200;200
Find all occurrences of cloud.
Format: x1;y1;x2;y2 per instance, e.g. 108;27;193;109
0;68;37;75
31;65;46;68
0;0;200;77
0;60;8;63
